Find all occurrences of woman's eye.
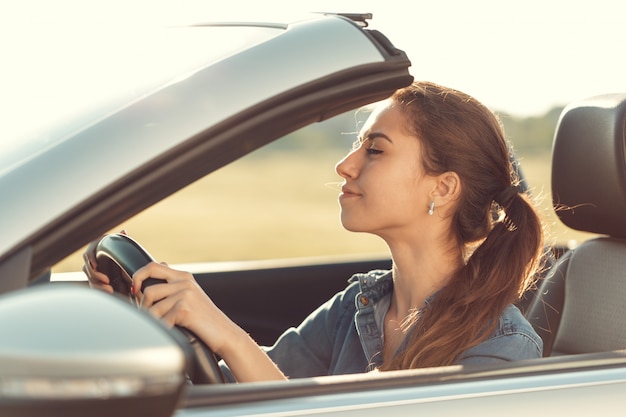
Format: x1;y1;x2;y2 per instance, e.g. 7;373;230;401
366;147;383;155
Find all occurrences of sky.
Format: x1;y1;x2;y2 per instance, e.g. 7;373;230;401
2;0;624;117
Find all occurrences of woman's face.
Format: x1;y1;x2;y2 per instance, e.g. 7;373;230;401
335;101;436;240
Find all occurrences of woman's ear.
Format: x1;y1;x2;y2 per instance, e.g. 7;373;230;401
431;171;461;206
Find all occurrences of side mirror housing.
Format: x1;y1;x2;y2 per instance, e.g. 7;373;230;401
0;285;188;417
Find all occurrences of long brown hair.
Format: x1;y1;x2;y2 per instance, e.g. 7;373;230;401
380;81;544;370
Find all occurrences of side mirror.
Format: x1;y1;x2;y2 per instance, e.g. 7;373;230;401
0;285;188;417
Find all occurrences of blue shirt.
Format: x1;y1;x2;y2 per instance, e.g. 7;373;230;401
222;269;543;381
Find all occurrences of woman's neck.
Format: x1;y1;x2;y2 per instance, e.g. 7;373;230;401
387;240;463;320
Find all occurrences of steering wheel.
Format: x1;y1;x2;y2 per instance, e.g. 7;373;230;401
93;233;225;384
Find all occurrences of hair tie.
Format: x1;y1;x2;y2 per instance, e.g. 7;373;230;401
494;184;522;207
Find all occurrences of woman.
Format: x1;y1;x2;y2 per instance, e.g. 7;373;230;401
84;81;544;382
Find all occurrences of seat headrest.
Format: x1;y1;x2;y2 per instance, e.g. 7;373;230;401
552;93;626;238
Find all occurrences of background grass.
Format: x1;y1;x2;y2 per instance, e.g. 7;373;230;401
53;147;595;273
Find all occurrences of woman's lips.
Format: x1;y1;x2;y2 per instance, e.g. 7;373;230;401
340;186;361;199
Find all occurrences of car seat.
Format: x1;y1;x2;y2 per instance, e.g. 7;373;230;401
524;93;626;356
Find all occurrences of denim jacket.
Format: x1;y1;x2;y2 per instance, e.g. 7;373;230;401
222;269;543;381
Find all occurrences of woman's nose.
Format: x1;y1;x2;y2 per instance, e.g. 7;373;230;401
335;150;358;179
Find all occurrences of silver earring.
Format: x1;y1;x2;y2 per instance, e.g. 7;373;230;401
428;200;435;215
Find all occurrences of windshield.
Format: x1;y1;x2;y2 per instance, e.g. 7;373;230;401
0;24;281;175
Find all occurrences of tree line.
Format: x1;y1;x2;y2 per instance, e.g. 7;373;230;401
499;106;564;155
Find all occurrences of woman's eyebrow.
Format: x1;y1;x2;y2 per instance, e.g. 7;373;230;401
360;131;393;143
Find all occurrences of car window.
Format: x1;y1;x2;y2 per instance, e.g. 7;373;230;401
52;108;595;273
52;110;386;273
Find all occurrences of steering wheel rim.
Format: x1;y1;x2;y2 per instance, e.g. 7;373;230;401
175;327;224;384
93;233;225;384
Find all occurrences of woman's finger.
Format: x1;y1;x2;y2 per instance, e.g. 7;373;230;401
140;279;189;308
145;288;185;324
83;262;110;284
82;265;114;293
132;261;192;295
148;285;220;344
82;239;100;268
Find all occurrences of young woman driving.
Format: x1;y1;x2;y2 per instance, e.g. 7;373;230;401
84;81;544;382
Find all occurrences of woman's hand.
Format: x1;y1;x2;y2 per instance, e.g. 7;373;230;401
81;233;285;382
132;262;234;357
82;239;113;294
132;262;287;382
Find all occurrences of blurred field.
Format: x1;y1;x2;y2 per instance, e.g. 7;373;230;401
53;148;387;272
53;149;596;273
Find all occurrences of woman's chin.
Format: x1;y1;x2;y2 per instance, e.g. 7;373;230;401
340;220;368;234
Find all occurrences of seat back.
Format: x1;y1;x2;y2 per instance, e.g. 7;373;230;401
525;93;626;356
